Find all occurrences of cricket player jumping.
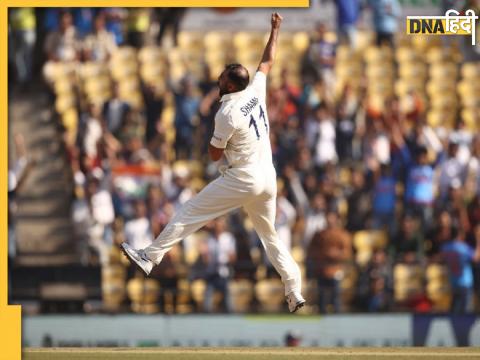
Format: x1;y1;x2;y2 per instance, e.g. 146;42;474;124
121;13;305;313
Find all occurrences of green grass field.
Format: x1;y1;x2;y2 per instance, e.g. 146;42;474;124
23;347;480;360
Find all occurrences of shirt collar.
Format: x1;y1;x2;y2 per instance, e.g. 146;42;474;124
220;89;247;103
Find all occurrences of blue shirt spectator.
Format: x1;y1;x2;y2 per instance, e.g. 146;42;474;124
368;0;401;34
72;8;96;38
337;0;360;27
442;240;474;289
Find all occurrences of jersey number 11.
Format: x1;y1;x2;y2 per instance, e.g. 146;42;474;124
249;105;268;140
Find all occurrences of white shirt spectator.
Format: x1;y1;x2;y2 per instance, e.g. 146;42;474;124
275;196;297;250
91;189;115;225
84;116;102;158
206;231;236;278
311;118;337;166
125;217;153;250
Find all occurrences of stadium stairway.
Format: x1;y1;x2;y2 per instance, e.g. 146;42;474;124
9;85;77;266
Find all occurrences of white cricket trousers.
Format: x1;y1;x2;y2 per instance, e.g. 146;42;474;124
144;164;302;296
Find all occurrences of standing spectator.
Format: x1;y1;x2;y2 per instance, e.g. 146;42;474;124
368;0;401;47
155;8;186;47
390;122;443;230
346;168;371;232
335;99;356;163
102;84;131;137
303;193;327;247
86;169;115;264
437;140;467;202
83;12;117;62
441;228;480;313
371;164;397;233
466;135;480;198
200;218;236;313
306;227;353;313
124;200;153;250
390;214;424;264
307;103;338;168
275;181;297;251
302;23;336;85
335;0;360;49
72;8;96;39
173;76;200;159
44;10;80;62
366;249;392;312
126;8;151;48
9;8;36;86
103;7;128;46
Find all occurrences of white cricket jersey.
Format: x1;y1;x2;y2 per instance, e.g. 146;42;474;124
210;71;273;168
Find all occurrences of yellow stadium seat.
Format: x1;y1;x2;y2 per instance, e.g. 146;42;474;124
111;46;137;63
255;279;285;313
293;32;310;53
178;31;204;51
138;46;166;64
229;279;254;313
461;62;480;79
204;31;232;50
429;62;458;80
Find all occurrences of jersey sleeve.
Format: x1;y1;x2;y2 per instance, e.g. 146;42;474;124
210;112;235;149
249;71;267;101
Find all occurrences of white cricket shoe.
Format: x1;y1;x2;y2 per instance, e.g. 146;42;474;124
286;291;305;313
120;243;153;276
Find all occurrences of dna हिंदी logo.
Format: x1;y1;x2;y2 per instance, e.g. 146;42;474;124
406;9;478;45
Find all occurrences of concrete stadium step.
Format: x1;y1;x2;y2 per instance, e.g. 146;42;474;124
10;83;77;266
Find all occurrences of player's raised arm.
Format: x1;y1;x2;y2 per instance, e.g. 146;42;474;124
257;12;283;75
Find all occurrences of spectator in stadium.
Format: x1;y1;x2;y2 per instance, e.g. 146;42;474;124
390;214;424;264
9;8;37;87
83;11;117;62
368;0;401;47
306;102;338;168
303;193;328;248
366;249;392;312
85;169;115;264
102;84;131;137
275;180;297;251
426;210;457;260
371;164;397;234
71;8;96;39
437;140;467;202
200;218;236;313
306;226;353;313
103;8;128;46
345;167;371;232
124;199;154;250
44;10;80;62
126;8;152;49
466;135;480;198
82;103;104;167
155;8;186;47
302;22;336;86
390;122;441;231
335;0;360;49
441;227;480;313
172;75;201;159
335;98;357;163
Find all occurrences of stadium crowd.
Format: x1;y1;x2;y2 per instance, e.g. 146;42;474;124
8;2;480;314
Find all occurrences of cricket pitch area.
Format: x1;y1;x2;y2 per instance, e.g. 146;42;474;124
24;347;480;360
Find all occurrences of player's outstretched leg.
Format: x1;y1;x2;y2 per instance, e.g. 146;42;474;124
244;196;305;313
121;174;247;275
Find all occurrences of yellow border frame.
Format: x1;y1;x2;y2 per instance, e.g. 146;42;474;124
1;1;309;359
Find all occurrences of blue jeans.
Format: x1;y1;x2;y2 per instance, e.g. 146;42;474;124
450;287;473;314
203;275;233;313
317;277;341;314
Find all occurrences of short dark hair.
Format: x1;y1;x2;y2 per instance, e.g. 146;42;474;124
224;63;249;92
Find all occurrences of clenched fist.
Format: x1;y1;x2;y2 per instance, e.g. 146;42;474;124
271;12;283;29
